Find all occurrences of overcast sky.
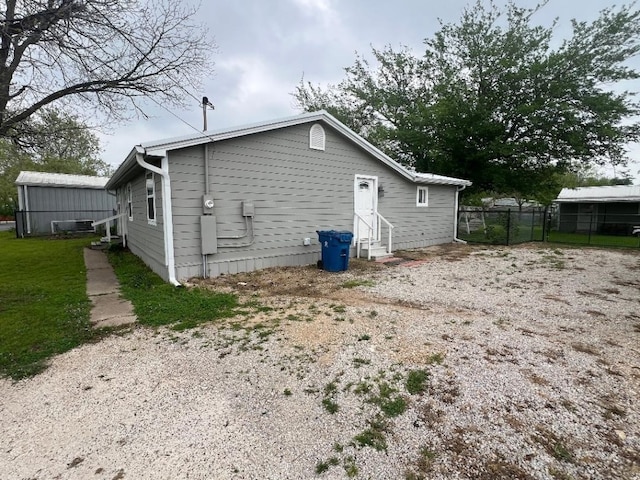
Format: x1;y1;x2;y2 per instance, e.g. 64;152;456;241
98;0;640;182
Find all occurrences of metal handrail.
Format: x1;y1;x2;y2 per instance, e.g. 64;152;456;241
92;212;126;243
353;211;373;259
354;211;395;259
376;212;394;254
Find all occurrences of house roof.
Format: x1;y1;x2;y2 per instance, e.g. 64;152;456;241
106;110;471;190
555;185;640;203
15;171;110;189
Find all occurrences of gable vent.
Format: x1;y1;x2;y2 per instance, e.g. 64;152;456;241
309;124;326;151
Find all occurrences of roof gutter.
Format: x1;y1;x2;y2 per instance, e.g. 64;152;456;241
453;185;467;244
135;147;180;287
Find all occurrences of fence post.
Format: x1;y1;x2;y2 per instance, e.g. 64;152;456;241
588;212;593;245
14;209;22;238
530;208;536;241
506;209;511;245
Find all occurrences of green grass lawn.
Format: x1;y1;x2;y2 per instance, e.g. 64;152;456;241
0;231;97;380
0;232;243;380
460;224;640;248
107;248;240;330
547;231;640;248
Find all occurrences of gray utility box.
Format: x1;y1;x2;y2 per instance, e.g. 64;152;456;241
201;215;218;254
242;201;255;217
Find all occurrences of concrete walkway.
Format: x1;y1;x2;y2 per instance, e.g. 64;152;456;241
83;248;137;328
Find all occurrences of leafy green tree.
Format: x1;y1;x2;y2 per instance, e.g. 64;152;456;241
0;109;108;216
294;1;640;202
557;167;634;188
0;141;31;216
18;109;109;176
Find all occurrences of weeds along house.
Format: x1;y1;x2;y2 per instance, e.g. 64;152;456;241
104;111;471;284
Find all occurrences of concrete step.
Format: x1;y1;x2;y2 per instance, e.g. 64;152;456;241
91;236;122;250
100;235;121;243
91;241;109;250
360;244;392;260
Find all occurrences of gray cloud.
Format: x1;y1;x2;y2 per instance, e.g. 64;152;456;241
100;0;640;180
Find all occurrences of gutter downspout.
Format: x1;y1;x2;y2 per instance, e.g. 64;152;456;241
135;147;180;286
453;185;467;244
23;185;31;234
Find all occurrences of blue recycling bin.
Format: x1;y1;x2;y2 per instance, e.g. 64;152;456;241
317;230;353;272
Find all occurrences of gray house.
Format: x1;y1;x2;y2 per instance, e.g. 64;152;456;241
15;171;115;236
555;185;640;235
104;111;471;284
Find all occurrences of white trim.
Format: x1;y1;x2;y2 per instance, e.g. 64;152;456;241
126;183;133;221
416;186;429;207
353;174;379;241
453;185;467;243
145;172;157;225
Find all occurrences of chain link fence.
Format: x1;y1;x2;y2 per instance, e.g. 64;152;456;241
458;207;640;248
458;208;547;245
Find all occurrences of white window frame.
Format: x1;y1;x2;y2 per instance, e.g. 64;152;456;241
416;186;429;207
146;172;157;225
126;183;133;221
309;124;326;151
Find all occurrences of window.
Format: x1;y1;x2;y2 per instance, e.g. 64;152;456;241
309;124;325;151
416;186;428;207
126;183;133;220
146;172;156;225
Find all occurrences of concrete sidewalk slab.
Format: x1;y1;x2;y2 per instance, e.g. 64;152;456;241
86;267;119;296
91;293;138;328
84;248;136;328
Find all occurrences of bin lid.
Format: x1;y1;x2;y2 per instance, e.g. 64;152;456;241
317;230;353;237
337;232;353;242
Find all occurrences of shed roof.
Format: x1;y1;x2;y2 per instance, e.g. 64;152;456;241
15;171;110;189
556;185;640;203
106;110;471;190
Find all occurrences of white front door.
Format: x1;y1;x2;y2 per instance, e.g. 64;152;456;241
354;175;378;241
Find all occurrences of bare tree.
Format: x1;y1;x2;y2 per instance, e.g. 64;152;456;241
0;0;214;141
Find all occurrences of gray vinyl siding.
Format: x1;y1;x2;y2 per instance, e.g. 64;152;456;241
381;183;456;250
169;123;457;279
122;173;167;280
19;185;115;235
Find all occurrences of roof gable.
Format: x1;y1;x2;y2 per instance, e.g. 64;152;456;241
106;111;471;190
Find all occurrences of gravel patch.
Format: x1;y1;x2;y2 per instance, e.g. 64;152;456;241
1;244;639;479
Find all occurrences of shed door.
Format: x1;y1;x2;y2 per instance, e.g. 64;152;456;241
354;175;378;240
577;203;597;232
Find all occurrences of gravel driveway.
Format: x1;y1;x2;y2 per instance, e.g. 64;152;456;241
1;244;639;480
